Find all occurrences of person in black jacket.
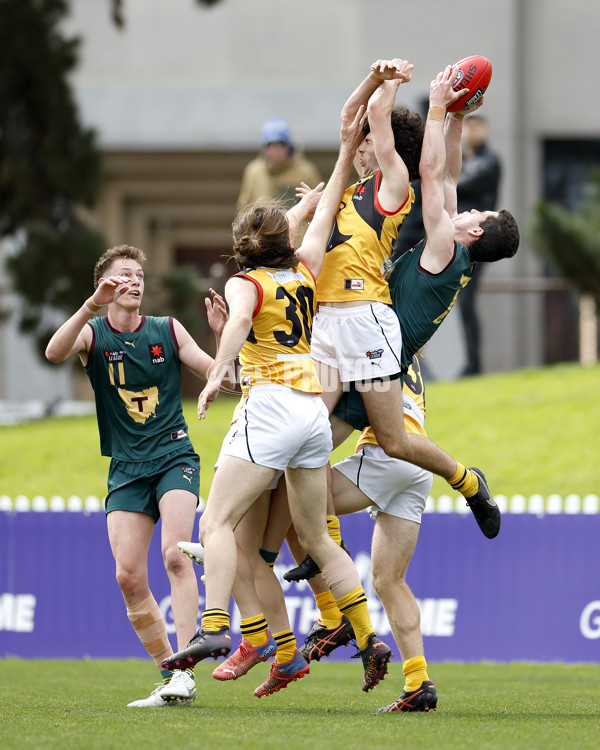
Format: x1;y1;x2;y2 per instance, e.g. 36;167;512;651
456;114;501;376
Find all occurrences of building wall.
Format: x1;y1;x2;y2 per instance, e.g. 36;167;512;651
2;0;597;402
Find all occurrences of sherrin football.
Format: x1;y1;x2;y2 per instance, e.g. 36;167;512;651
447;55;492;112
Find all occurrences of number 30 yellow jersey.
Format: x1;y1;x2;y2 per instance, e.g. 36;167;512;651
235;262;321;394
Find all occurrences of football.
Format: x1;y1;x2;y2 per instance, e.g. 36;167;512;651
447;55;492;112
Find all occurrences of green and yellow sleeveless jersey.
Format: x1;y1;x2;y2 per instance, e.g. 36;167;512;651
390;239;474;370
85;316;192;461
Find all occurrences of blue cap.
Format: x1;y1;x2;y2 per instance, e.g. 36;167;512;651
260;118;292;147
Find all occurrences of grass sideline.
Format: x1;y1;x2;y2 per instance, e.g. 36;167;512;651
0;660;599;750
0;362;599;501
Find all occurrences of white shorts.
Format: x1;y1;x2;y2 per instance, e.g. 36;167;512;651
219;385;332;471
214;397;283;489
311;302;403;383
333;443;432;524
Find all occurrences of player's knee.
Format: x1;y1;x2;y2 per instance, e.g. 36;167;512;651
300;531;329;563
372;561;406;600
376;432;409;461
372;569;388;600
115;567;145;599
163;544;191;577
198;512;213;540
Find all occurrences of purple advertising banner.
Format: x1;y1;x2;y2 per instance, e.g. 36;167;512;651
1;510;599;662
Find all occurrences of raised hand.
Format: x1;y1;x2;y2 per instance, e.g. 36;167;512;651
370;58;414;83
197;379;221;420
340;103;366;153
205;287;228;337
295;181;325;220
92;275;131;306
430;65;466;110
456;95;485;116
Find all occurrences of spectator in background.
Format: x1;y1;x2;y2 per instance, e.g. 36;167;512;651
456;114;501;376
236;117;321;212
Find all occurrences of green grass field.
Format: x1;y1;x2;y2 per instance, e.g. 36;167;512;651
1;362;599;501
2;366;599;747
1;660;599;750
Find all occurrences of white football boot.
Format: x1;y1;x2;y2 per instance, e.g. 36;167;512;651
158;669;197;703
177;541;205;565
127;683;172;708
127;671;196;707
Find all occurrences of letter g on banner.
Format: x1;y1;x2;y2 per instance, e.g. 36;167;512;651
580;601;600;639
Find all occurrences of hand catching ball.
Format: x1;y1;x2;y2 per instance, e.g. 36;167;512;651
447;55;492;112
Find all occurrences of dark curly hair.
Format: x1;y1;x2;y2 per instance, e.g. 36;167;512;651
363;108;424;182
469;210;520;262
231;202;299;271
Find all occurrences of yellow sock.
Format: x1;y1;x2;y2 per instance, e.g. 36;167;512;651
315;591;343;630
326;515;342;545
240;614;269;648
273;629;297;664
201;608;230;632
448;463;479;497
403;655;429;691
335;586;373;650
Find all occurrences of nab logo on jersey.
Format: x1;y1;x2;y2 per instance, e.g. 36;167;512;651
149;343;166;365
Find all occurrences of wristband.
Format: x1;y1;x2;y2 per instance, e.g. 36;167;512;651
449;112;465;121
84;296;102;315
369;70;383;84
427;106;446;122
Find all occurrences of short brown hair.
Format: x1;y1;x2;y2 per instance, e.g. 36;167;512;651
231;203;298;271
93;245;147;288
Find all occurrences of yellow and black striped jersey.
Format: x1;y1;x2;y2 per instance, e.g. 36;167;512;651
318;172;414;304
235;262;321;394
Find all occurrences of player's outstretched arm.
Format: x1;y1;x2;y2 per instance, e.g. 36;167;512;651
341;58;413;122
173;317;215;382
366;77;410;211
443;97;485;218
297;105;366;277
286;181;325;244
197;276;256;419
419;67;464;272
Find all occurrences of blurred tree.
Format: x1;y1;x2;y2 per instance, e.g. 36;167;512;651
0;0;105;358
530;169;600;364
160;266;210;340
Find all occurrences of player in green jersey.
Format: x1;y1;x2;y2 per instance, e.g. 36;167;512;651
46;244;227;707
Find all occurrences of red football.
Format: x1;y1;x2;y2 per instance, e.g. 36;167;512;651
447;55;492;112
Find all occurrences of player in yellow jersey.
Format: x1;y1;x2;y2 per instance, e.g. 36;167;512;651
311;59;504;520
292;66;520;711
298;358;438;713
163;105;394;696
